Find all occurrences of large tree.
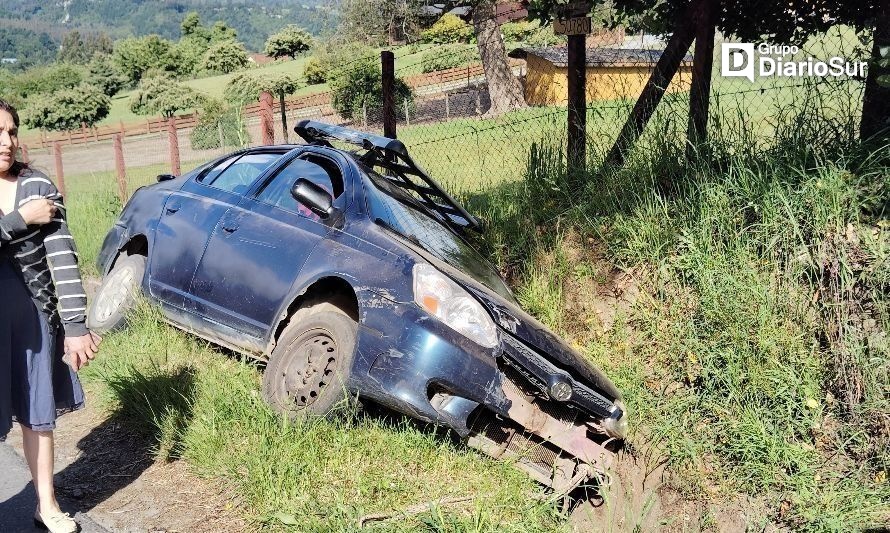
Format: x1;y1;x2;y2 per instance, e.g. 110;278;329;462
473;0;527;115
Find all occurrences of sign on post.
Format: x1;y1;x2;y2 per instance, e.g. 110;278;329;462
554;17;592;36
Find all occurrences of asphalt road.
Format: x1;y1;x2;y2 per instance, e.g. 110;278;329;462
0;442;107;533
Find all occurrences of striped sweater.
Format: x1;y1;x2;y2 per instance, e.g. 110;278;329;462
0;169;88;337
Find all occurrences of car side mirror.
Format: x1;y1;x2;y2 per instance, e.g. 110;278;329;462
157;174;176;182
291;178;334;219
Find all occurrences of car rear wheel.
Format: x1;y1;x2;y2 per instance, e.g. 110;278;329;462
87;254;145;334
262;301;358;418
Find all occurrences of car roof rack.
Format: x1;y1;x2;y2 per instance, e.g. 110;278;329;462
294;120;482;233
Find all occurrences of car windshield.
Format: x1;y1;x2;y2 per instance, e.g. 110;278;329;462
362;165;516;303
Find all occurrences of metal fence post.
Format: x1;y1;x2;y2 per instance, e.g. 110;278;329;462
260;91;275;145
279;90;289;144
404;99;410;127
52;142;65;197
381;50;397;139
113;134;128;204
167;117;181;176
20;144;28;164
445;93;450;121
218;121;225;153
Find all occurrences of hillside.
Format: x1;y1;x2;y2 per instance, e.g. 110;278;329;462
0;0;336;52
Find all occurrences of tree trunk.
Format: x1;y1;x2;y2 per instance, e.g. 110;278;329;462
473;0;526;115
860;0;890;141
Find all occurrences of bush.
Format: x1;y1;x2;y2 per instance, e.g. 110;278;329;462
130;73;204;117
329;58;413;121
303;56;327;85
23;83;110;131
190;98;249;149
500;20;541;42
420;14;473;44
421;46;479;73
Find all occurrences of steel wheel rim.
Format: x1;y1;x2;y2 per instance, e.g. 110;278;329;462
281;329;338;408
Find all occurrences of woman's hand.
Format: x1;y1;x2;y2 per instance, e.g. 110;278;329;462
64;332;101;372
18;199;57;226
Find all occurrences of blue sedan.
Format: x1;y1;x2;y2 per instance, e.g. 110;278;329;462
88;121;627;491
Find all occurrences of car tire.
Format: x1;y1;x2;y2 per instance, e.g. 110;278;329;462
87;254;146;334
262;301;358;418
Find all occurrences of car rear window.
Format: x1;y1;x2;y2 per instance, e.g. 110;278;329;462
200;153;281;194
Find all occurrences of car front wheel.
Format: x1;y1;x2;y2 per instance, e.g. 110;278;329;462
262;301;358;418
87;254;146;334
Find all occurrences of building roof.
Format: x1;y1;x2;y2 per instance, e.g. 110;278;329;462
509;46;693;68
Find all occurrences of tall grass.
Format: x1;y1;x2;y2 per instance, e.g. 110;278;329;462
464;84;889;530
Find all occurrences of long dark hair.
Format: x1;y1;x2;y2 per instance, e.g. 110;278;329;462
0;98;28;177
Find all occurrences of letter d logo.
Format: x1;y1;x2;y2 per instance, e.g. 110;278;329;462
721;43;755;82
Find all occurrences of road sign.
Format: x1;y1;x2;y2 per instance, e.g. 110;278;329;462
554;16;592;36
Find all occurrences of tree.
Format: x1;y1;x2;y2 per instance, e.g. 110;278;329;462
264;25;313;60
338;0;426;44
58;31;113;64
201;40;250;74
130;74;204;117
113;35;178;84
88;56;126;97
12;63;85;99
472;0;526;115
23;84;110;131
225;73;300;105
211;21;238;42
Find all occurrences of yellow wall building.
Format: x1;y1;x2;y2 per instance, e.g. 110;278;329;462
510;47;694;106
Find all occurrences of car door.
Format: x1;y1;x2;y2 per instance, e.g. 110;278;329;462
148;151;282;310
187;151;350;342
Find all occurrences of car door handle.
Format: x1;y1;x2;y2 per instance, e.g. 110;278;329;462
222;225;238;234
165;205;180;215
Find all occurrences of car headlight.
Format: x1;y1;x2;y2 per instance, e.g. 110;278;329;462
412;263;499;348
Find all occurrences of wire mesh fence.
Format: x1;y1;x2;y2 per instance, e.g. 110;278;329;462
20;20;870;204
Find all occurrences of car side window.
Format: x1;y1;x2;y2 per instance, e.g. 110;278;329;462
255;156;343;215
200;153;280;194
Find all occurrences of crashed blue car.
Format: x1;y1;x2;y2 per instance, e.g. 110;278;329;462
89;120;627;490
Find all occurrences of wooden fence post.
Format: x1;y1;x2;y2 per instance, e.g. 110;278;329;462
113;134;128;204
167;117;181;176
381;50;397;139
567;33;587;174
605;0;702;166
260;91;275;145
687;0;717;156
53;142;66;197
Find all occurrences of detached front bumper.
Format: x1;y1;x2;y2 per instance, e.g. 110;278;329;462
353;291;623;489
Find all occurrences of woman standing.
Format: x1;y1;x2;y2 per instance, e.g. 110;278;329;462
0;99;99;533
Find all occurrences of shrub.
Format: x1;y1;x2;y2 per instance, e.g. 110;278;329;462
190;98;249;149
420;14;473;44
329;58;413;121
303;56;327;85
421;46;479;73
501;20;540;42
224;73;300;105
130;73;204;117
